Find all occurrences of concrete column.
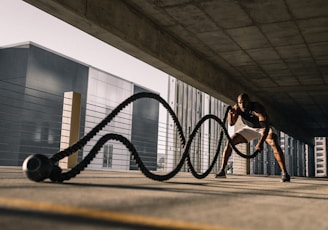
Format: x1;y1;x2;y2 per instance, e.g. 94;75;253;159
59;92;81;169
232;118;250;175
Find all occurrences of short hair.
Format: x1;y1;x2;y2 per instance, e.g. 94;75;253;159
238;93;249;101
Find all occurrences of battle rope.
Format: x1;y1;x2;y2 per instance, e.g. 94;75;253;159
22;92;259;182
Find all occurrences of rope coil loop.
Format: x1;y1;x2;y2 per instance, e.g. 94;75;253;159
22;92;259;182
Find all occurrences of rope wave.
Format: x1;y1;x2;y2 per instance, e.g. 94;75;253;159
24;92;259;182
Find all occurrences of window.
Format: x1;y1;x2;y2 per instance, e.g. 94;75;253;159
103;144;113;168
316;164;323;168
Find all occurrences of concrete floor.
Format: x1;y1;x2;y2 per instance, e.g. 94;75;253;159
1;166;328;230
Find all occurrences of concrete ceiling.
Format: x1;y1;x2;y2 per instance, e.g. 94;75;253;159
23;0;328;145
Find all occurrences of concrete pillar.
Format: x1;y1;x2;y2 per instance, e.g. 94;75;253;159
59;92;81;169
232;118;250;175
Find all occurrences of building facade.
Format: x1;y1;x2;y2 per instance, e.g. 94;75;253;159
315;137;328;177
0;42;159;171
165;76;229;173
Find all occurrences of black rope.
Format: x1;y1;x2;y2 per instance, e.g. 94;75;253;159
46;92;258;182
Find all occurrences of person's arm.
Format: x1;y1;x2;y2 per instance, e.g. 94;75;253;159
253;108;269;152
228;104;240;126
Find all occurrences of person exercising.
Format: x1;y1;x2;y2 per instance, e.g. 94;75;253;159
215;93;290;182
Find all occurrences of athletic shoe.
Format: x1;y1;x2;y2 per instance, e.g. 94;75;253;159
215;170;226;178
281;173;290;182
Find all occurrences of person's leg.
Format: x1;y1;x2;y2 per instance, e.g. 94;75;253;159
265;133;290;182
216;133;247;177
